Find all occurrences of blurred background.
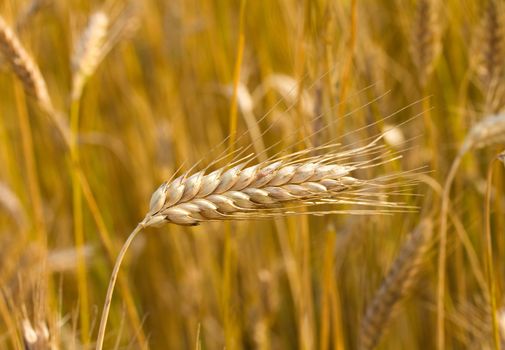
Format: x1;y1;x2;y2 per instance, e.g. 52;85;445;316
0;0;504;349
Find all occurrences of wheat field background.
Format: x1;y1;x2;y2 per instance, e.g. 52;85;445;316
0;0;504;349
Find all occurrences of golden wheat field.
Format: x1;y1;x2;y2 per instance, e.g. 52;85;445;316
0;0;504;349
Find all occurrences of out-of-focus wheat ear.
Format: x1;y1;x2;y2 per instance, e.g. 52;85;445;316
359;219;433;350
410;0;441;88
0;15;53;113
71;11;109;101
474;0;505;90
460;113;505;155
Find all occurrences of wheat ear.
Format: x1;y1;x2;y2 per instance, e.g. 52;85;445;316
410;0;441;88
95;136;414;350
71;11;109;101
0;15;53;112
475;0;505;87
437;112;505;350
359;219;433;350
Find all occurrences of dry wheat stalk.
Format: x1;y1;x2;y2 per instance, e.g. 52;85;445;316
0;15;53;112
410;0;441;88
359;219;433;350
71;11;109;101
95;135;415;350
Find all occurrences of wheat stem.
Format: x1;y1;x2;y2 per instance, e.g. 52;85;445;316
13;81;46;243
337;0;357;135
437;153;462;350
95;222;145;350
485;157;501;350
224;2;247;345
69;98;90;345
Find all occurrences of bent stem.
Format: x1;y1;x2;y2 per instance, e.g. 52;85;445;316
95;221;145;350
437;151;463;350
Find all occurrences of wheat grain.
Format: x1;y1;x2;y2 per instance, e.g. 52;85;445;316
359;219;433;350
0;15;53;112
71;11;109;101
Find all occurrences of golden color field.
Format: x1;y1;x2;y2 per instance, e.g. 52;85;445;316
0;0;504;349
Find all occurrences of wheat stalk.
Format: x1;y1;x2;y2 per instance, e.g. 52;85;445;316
0;15;53;112
95;135;415;350
359;219;433;350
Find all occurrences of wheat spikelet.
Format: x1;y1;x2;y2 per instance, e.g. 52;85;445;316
143;139;411;227
410;0;441;87
71;11;109;100
359;219;433;350
0;15;53;112
460;113;505;154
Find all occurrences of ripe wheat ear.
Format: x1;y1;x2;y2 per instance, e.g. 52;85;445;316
359;219;433;350
0;15;52;112
95;133;417;350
